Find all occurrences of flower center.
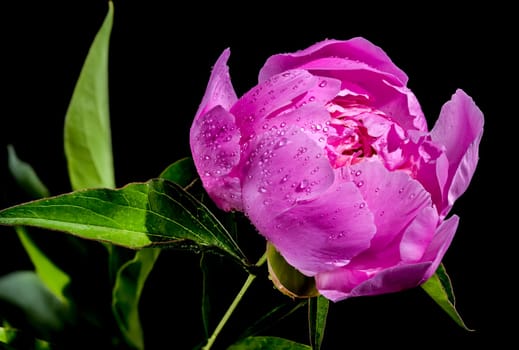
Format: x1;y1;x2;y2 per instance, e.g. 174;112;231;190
324;94;387;168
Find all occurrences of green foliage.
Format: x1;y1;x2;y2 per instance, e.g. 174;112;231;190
308;296;329;350
64;0;114;191
112;248;160;350
15;227;71;305
0;271;70;340
421;263;473;331
228;336;312;350
7;145;50;199
0;179;249;267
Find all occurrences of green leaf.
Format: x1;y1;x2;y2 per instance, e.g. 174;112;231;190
16;226;70;304
227;336;311;350
0;178;249;266
421;263;473;331
7;145;50;198
159;157;198;188
64;0;114;190
308;295;329;350
0;325;16;344
112;248;160;350
237;300;307;340
0;271;70;340
7;144;71;304
111;157;200;349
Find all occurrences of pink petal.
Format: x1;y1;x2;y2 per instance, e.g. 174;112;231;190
430;89;484;216
400;206;438;262
230;70;340;142
193;48;238;121
241;126;334;214
317;262;432;302
189;106;242;211
295;59;424;132
344;159;432;252
421;214;460;282
415;150;449;215
316;214;459;302
241;127;375;275
259;37;408;86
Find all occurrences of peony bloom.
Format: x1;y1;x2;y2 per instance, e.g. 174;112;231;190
189;37;484;302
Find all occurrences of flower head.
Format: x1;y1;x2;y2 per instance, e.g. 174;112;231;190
190;37;484;301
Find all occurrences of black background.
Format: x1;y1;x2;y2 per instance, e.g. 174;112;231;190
0;1;515;349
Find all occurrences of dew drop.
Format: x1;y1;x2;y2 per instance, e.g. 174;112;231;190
355;170;362;176
258;186;267;193
275;137;288;149
319;80;328;88
356;180;364;187
296;179;309;191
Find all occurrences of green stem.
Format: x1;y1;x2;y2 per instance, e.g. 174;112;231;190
202;252;267;350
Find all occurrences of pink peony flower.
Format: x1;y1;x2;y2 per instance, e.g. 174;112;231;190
189;37;484;302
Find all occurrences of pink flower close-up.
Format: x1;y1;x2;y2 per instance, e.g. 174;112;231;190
189;37;484;302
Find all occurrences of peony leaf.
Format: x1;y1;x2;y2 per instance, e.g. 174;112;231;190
308;295;329;350
111;158;199;349
7;144;71;305
159;157;198;188
0;271;70;340
7;145;50;199
227;336;311;350
15;227;71;305
237;300;307;340
112;248;160;350
63;0;114;191
0;325;16;345
421;263;473;331
0;178;248;267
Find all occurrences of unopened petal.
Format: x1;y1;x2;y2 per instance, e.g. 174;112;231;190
259;37;408;85
430;89;484;216
190;106;242;211
242;127;376;275
194;48;238;121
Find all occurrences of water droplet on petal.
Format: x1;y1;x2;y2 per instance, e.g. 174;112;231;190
296;179;309;192
275;137;288;149
258;186;267;193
